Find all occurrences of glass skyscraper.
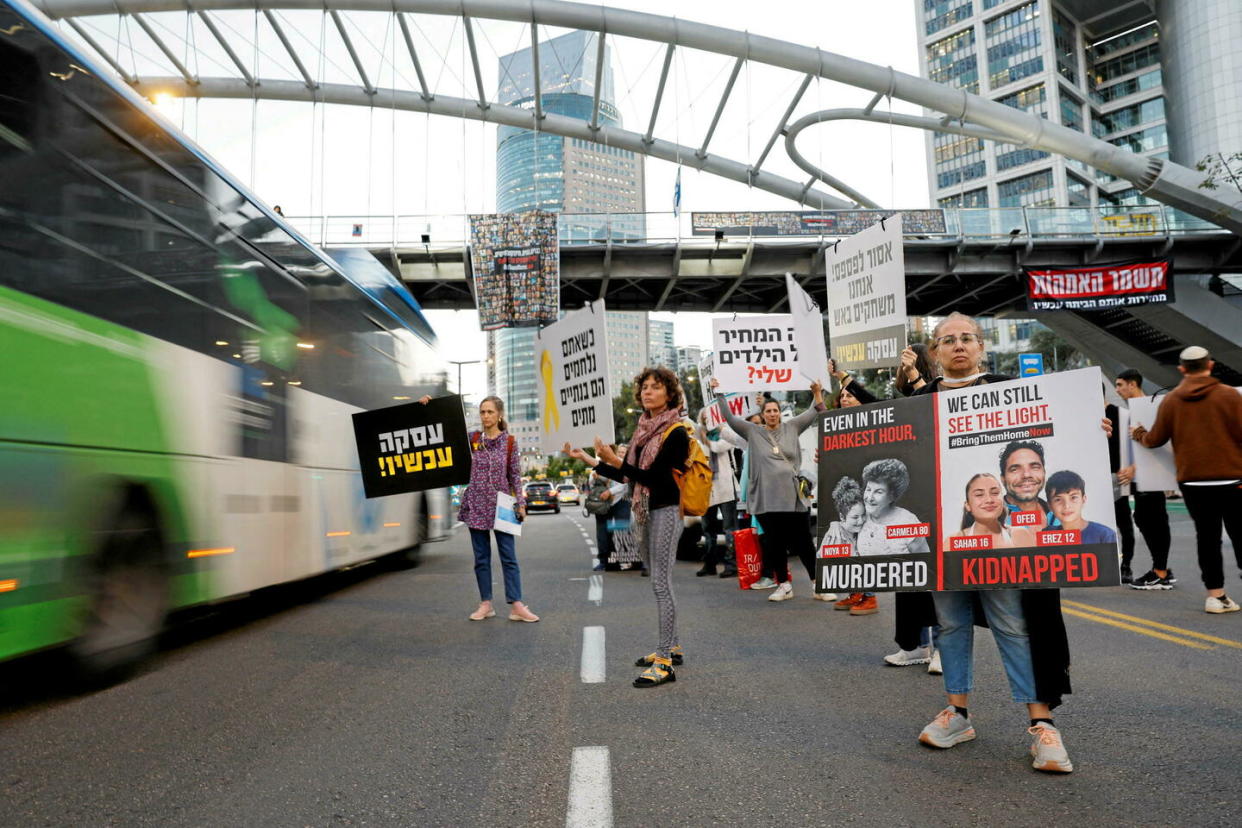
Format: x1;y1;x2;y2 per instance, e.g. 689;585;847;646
915;0;1182;210
487;31;647;458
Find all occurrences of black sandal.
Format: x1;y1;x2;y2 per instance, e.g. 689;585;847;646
633;657;676;687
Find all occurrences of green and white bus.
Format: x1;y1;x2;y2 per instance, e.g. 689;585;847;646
0;0;452;675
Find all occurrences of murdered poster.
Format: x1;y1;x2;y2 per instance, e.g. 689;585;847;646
815;368;1118;592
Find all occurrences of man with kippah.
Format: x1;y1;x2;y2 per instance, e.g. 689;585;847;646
1131;346;1242;614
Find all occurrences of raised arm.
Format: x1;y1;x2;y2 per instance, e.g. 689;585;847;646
790;381;826;433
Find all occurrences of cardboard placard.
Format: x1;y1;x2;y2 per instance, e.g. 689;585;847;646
353;395;472;498
711;315;807;392
815;368;1118;592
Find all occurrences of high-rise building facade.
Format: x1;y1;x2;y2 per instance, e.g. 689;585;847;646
914;0;1201;211
488;31;647;457
648;319;677;372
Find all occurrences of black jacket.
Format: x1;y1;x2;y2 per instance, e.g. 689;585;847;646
595;426;689;512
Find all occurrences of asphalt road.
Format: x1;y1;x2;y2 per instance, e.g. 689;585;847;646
1;506;1239;827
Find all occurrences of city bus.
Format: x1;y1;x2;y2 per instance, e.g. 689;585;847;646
0;0;452;676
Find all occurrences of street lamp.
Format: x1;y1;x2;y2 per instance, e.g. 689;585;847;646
448;359;482;396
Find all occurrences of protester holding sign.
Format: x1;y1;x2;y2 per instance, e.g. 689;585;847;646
421;394;539;624
710;376;825;603
566;367;691;688
1107;369;1173;588
1131;346;1242;614
911;313;1075;774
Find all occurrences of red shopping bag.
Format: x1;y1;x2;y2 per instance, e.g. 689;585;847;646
733;528;763;590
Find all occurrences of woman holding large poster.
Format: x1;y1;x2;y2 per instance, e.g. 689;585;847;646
910;313;1075;775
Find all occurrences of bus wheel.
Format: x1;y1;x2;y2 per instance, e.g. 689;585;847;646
70;507;169;683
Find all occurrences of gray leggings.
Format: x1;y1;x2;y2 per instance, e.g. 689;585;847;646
639;505;682;658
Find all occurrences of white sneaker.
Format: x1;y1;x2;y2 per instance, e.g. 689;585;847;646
918;707;976;749
813;592;840;602
1028;723;1074;773
927;649;943;675
883;646;931;666
768;582;793;601
750;577;777;590
1205;594;1242;614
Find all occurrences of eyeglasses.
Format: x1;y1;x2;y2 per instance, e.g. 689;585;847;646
933;333;983;347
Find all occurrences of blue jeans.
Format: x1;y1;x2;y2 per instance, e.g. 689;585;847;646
469;528;522;603
932;589;1037;704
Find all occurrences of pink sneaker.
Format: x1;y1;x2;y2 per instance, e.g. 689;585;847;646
468;602;495;621
509;602;540;622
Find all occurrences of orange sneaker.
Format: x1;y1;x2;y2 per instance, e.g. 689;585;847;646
834;593;863;611
849;595;879;615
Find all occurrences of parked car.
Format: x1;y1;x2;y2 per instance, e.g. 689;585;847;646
524;481;560;513
557;483;581;504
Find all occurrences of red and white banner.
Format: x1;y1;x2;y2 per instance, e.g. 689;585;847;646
1025;260;1172;311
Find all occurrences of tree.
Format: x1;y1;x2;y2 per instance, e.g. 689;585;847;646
1196;152;1242;194
613;379;639;440
991;326;1085;375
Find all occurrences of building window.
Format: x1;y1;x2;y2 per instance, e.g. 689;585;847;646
1093;67;1162;104
924;0;972;36
1091;42;1160;86
1053;9;1078;84
927;28;979;94
933;130;986;191
1059;91;1083;132
1107;123;1168;153
985;2;1042;89
997;169;1055;207
1097;97;1165;135
939;188;989;208
1067;174;1091;207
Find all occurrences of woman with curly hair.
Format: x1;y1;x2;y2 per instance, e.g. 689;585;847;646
566;366;690;688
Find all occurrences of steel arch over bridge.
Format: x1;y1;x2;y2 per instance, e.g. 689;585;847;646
34;0;1242;235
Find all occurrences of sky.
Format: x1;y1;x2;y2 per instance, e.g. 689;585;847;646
72;0;929;396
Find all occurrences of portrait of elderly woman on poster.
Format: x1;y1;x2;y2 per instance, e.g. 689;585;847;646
854;458;930;556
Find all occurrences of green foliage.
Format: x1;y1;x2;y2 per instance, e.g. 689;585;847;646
991;326;1085;375
613;379;639;442
1195;152;1242;193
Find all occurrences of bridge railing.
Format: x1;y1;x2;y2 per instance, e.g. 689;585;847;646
283;205;1227;249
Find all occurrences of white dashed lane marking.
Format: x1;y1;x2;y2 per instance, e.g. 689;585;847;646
566;746;613;827
580;626;606;683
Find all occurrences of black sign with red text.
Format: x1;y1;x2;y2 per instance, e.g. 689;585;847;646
815;368;1118;592
1025;260;1172;311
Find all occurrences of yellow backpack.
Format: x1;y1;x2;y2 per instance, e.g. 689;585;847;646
663;422;713;517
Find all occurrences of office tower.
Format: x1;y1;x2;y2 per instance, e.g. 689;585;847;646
915;0;1193;210
648;319;677;372
489;31;647;456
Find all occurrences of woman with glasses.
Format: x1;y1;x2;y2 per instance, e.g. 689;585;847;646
909;312;1076;774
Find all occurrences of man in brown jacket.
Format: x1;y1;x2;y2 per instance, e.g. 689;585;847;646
1131;346;1242;613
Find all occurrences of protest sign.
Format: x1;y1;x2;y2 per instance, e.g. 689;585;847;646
786;273;831;389
468;211;560;330
824;214;907;370
691;210;946;237
700;352;759;428
1025;260;1172;311
815;368;1118;593
353;395;471;498
535;300;615;452
711;315;807;392
1127;396;1178;492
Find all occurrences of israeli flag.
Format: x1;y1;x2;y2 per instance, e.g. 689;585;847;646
673;167;682;218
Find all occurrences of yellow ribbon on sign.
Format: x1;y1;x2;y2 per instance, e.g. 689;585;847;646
541;349;560;432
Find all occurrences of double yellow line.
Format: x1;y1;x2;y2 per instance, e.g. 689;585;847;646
1061;598;1242;651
